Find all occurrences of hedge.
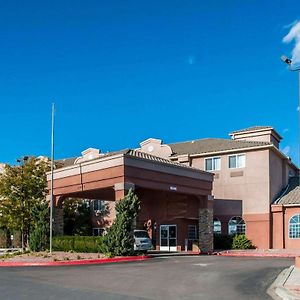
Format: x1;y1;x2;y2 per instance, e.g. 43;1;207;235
214;234;255;250
213;234;234;250
52;236;104;253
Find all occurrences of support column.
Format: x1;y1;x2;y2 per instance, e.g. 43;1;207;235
271;205;284;249
53;207;64;235
113;183;136;224
53;196;64;236
114;182;135;200
198;195;214;253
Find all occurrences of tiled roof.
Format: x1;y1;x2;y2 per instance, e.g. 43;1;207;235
168;138;271;156
274;177;300;205
56;149;200;171
55;157;77;168
125;149;199;170
230;126;273;134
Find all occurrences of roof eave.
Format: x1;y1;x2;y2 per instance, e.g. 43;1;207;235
170;144;273;159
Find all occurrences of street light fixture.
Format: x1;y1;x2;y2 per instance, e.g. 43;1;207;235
280;55;300;185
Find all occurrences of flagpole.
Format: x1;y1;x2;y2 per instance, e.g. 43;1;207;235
50;103;55;253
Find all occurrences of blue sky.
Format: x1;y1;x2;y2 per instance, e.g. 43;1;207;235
1;0;300;165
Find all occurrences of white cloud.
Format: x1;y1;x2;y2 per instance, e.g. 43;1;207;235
188;55;195;65
283;20;300;65
297;106;300;111
282;145;291;155
283;128;289;134
283;20;298;29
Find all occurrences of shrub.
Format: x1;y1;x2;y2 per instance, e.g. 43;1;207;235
232;234;255;249
29;203;49;252
53;236;103;253
101;189;140;257
213;234;234;250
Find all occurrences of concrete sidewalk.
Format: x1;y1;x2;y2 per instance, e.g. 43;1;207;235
271;266;300;300
284;267;300;299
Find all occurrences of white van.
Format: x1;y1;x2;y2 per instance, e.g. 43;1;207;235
133;230;152;251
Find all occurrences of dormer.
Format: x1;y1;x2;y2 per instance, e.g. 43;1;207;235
138;138;173;158
229;126;282;148
74;148;103;163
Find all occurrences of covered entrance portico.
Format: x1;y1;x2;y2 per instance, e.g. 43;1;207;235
48;149;214;252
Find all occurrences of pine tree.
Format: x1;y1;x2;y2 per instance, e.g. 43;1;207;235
102;189;140;256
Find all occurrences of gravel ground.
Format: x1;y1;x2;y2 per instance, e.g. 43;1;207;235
0;251;105;262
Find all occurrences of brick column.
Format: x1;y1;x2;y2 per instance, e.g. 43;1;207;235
53;196;64;236
198;195;214;253
53;207;64;235
114;182;136;228
114;182;135;200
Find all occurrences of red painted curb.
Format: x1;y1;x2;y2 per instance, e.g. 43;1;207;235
0;255;150;267
217;252;298;258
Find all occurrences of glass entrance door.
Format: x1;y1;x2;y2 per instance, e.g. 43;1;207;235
160;225;177;251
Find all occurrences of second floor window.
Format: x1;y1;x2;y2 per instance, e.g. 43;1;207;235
229;154;245;169
205;157;221;171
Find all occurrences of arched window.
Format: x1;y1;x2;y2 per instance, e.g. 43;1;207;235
213;218;221;234
289;214;300;239
228;216;245;235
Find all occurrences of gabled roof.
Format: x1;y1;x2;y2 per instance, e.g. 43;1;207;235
230;126;273;134
168;138;271;156
274;177;300;205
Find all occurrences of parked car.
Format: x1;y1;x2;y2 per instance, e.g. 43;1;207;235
133;230;152;251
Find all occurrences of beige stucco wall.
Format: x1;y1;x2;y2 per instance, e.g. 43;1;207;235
189;149;270;214
269;149;297;203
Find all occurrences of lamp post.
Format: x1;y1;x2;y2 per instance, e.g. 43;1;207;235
50;103;55;253
281;55;300;184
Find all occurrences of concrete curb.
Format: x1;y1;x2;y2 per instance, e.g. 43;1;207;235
268;266;300;300
0;255;150;267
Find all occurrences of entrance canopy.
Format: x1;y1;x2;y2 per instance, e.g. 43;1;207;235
47;149;214;252
47;149;213;204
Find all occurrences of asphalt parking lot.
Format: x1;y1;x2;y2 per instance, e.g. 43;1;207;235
0;255;293;300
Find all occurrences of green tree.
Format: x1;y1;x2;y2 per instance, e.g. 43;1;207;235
29;202;49;251
0;157;49;250
102;189;140;257
63;199;92;236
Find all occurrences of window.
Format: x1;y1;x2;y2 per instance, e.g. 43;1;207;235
228;216;245;235
213;218;221;234
228;154;245;169
205;157;221;171
93;200;105;212
93;228;105;236
289;214;300;239
188;225;197;240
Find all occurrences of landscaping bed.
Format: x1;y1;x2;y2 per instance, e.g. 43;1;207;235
0;251;105;263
